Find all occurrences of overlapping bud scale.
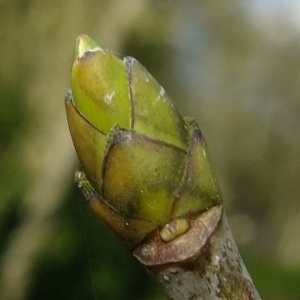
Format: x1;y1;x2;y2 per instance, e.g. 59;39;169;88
65;35;221;249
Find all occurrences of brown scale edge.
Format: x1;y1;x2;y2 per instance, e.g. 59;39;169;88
133;205;262;300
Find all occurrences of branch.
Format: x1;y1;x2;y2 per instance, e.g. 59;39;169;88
135;206;260;299
65;35;261;300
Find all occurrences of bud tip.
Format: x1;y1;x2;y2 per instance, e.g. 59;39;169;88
73;34;104;62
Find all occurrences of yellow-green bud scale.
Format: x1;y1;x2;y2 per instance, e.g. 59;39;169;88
65;35;222;249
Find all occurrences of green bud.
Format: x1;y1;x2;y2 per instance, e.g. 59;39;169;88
125;56;189;149
159;219;190;242
65;35;222;250
71;35;130;133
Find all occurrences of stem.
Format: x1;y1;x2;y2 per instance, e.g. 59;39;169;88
134;206;261;300
67;35;262;300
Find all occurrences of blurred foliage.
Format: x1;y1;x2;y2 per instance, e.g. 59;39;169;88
28;187;160;300
0;0;300;299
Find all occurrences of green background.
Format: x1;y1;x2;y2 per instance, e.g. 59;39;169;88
1;1;300;299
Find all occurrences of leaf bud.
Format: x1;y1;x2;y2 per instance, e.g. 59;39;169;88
65;35;222;249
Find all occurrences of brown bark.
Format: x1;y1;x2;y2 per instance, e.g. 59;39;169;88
134;206;261;300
